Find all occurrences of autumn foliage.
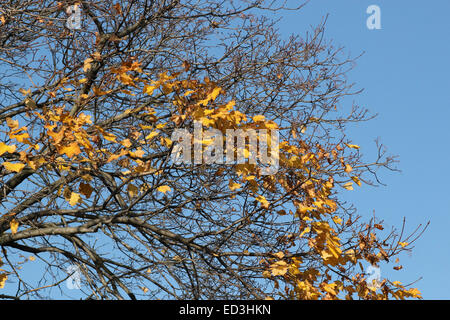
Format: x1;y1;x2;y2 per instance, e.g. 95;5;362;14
0;0;425;299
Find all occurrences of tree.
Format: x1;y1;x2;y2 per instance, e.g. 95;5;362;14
0;0;426;300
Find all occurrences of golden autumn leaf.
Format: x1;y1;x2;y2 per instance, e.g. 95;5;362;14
332;216;342;225
101;131;117;142
120;139;132;148
0;273;7;289
3;162;25;172
83;58;94;72
398;242;409;248
273;251;285;259
145;131;159;141
117;73;134;85
59;142;81;158
269;261;289;276
346;143;360;149
406;288;422;299
228;180;241;191
351;176;361;186
255;195;269;208
10;219;19;235
92;86;111;96
344;163;353;173
69;192;81;206
143;84;158;95
161;137;172;147
198;87;221;106
252;115;265;122
157;185;171;194
6;117;19;130
343;182;353;190
92;51;102;61
19;88;31;96
0;142;16;156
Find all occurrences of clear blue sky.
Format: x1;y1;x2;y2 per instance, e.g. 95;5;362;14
275;0;450;299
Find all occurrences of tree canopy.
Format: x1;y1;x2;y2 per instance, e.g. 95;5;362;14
0;0;425;300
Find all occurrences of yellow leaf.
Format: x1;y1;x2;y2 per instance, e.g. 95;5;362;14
69;192;81;206
299;227;311;238
346;144;360;149
198;87;221;106
351;176;361;186
157;185;171;194
59;142;81;158
255;195;270;208
92;86;113;96
0;273;7;289
3;162;25;172
343;182;353;190
10;219;19;235
161;137;172;147
83;58;93;72
332;216;342;225
273;251;285;259
344;163;353;173
10;131;30;143
0;143;16;156
120;139;132;148
19;88;31;96
406;288;422;299
102;132;117;142
229;180;241;191
6;118;19;130
143;84;158;95
398;242;409;248
92;51;102;61
209;87;221;101
117;73;134;85
28;256;36;261
145;131;159;141
129;148;145;158
270;261;289;276
252;115;265;122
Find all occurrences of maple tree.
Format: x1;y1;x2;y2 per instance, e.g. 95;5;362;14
0;0;426;299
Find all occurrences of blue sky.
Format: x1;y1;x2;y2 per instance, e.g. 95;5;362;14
275;0;450;299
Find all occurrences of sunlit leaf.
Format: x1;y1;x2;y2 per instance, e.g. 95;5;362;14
3;162;25;172
10;219;19;235
157;185;171;194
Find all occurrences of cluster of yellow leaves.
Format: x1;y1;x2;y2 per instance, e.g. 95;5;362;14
0;59;421;299
0;257;6;289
